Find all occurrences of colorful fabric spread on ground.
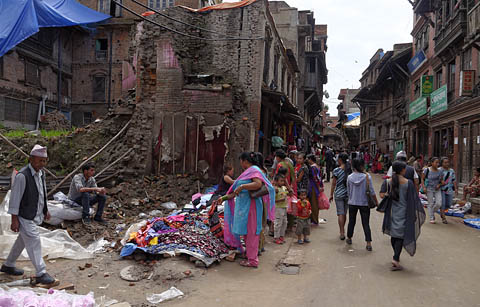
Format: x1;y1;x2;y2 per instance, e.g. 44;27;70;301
224;166;275;248
120;213;230;266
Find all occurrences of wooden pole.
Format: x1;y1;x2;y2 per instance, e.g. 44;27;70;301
172;114;175;174
94;148;133;179
183;115;187;174
47;119;132;197
0;132;57;179
195;116;199;172
157;122;162;176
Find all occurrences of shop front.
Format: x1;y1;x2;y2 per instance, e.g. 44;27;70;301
407;96;429;158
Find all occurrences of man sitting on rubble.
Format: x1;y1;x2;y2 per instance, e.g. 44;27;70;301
68;163;107;225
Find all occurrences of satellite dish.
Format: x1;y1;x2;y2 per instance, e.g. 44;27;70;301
323;91;330;99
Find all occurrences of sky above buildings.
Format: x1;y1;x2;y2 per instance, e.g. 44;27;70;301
226;0;414;116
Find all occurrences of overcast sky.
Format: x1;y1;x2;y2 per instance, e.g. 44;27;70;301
226;0;414;115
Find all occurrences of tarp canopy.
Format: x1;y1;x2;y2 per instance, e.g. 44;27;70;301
344;116;360;127
0;0;110;57
346;112;360;121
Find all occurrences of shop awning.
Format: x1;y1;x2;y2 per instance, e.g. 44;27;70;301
0;0;111;57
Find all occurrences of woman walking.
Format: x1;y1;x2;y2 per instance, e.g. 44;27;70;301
329;153;350;240
380;161;426;271
440;157;457;222
422;157;444;224
306;154;327;225
346;158;378;251
217;152;275;268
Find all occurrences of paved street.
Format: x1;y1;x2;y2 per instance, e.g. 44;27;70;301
171;173;480;307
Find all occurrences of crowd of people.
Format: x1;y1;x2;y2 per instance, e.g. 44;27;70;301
0;143;470;287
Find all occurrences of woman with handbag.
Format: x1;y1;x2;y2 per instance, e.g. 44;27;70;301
379;161;426;271
346;158;378;251
214;152;275;268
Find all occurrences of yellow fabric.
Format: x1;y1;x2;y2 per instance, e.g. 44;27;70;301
275;186;288;208
149;237;158;246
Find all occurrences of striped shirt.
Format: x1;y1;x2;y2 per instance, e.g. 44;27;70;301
333;167;348;199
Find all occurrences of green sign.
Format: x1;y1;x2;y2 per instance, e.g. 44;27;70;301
421;75;434;97
430;84;448;116
409;97;427;121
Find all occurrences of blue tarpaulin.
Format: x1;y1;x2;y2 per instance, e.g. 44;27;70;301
346;112;360;121
0;0;110;57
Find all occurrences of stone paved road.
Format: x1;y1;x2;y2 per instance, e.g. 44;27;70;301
171;173;480;307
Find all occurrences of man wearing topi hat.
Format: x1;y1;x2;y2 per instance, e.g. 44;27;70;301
0;144;57;286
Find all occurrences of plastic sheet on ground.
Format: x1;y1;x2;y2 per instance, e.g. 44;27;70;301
464;218;480;230
0;287;95;307
0;190;93;260
146;287;184;304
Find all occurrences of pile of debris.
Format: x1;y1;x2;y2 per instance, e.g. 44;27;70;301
39;111;71;131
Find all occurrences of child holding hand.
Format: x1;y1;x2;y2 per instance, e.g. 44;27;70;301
296;189;312;244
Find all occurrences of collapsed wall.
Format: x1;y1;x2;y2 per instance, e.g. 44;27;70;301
133;0;266;180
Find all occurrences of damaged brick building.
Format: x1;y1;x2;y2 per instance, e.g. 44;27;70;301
132;0;328;179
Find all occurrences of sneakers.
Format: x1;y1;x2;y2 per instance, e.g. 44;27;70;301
0;265;24;276
93;216;108;225
303;238;311;243
82;217;92;225
319;218;327;224
35;272;56;285
346;238;352;245
279;236;285;244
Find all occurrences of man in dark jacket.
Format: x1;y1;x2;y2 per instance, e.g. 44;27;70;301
0;145;57;286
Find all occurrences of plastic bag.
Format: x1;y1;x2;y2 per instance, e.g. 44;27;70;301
146;287;184;304
318;192;330;210
0;287;95;307
287;196;298;215
44;202;87;226
160;202;177;210
0;190;93;260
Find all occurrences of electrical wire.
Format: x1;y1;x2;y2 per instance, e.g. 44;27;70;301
130;0;260;39
112;0;264;41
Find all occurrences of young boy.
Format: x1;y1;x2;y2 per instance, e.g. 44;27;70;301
274;174;290;244
296;189;312;244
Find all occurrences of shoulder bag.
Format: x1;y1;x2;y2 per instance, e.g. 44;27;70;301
376;179;391;213
249;183;269;199
364;172;377;209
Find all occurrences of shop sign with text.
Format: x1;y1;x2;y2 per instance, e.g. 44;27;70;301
430;85;448;116
409;97;427;121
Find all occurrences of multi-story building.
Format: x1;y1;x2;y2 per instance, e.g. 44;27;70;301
338;88;360;114
130;0;327;177
411;0;480;184
354;44;412;156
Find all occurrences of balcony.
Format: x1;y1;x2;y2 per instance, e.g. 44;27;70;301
466;2;480;46
414;0;433;15
434;8;467;56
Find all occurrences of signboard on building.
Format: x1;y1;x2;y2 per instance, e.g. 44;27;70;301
421;75;434;97
460;70;475;96
430;85;448;116
407;50;426;74
409;97;427;121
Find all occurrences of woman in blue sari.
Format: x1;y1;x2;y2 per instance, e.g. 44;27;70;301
214;152;275;268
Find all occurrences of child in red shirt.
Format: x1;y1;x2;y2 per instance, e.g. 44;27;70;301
296;189;312;244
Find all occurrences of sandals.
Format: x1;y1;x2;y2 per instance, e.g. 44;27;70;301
297;239;304;244
442;219;448;224
339;235;346;241
239;260;258;268
346;238;352;245
366;245;373;252
304;239;311;243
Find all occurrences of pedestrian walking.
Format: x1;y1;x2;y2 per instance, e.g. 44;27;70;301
346;158;378;251
217;152;275;268
295;189;312;244
329;153;350;240
273;175;290;245
325;148;334;182
1;145;57;286
379;161;426;271
306;154;327;225
439;157;458;222
422;157;445;224
386;151;420;191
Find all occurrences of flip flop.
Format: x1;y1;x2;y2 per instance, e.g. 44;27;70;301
390;265;403;271
239;260;258;268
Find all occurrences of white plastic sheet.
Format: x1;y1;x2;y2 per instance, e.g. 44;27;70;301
0;191;93;260
146;287;184;304
0;287;95;307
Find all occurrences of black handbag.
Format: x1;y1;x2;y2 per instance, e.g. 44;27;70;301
249;183;269;199
364;172;377;209
377;180;391;213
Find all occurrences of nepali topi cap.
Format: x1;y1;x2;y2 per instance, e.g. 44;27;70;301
30;144;48;158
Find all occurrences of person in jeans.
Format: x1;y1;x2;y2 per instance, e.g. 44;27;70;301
329;153;350;240
379;161;426;271
439;157;457;223
422;157;444;224
346;158;378;251
68;163;107;225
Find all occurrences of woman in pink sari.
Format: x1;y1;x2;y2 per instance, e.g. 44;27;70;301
214;152;275;268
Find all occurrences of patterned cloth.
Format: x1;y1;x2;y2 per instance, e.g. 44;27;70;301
332;167;348;199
